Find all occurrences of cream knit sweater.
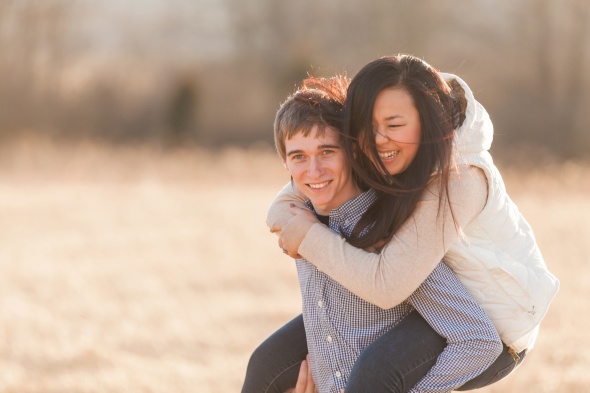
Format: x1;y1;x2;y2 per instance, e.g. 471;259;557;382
267;166;487;309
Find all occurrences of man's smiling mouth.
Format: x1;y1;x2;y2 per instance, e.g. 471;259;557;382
307;181;330;189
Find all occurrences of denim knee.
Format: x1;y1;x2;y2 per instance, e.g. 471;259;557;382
241;315;308;393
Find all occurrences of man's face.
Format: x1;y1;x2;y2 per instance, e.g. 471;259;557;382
283;125;360;215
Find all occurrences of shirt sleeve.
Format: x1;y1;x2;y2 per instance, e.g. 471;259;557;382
406;262;503;393
266;181;309;230
298;166;488;309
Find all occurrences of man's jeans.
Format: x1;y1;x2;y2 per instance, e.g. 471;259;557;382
241;311;525;393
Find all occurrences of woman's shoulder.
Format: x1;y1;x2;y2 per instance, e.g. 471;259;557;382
449;166;488;213
451;165;486;182
450;164;487;192
424;165;487;203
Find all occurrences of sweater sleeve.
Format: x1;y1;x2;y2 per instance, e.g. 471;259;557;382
266;181;309;230
407;262;503;393
298;166;488;309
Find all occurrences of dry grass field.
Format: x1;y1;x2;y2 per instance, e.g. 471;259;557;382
0;137;587;392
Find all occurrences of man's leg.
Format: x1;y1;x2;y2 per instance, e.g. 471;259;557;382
345;311;446;393
241;314;308;393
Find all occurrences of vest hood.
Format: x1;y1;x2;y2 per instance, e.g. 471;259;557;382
440;73;494;159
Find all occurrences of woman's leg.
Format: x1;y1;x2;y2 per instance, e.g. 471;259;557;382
344;309;524;393
241;314;308;393
345;311;446;393
456;344;525;391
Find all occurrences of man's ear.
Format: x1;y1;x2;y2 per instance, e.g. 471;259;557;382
282;160;289;171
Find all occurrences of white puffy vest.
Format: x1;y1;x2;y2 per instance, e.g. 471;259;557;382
441;74;560;351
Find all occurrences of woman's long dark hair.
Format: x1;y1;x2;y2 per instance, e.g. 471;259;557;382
344;54;467;248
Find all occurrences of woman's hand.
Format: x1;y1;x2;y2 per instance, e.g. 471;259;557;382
279;205;318;258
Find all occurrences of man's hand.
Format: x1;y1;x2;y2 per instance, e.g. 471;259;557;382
289;356;344;393
294;355;317;393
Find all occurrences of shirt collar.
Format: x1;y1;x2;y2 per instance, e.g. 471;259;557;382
304;188;376;236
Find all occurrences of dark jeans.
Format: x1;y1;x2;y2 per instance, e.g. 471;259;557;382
241;311;525;393
241;315;308;393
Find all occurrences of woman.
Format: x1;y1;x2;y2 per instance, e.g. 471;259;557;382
266;54;559;391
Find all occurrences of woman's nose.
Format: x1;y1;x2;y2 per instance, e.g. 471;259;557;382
374;129;390;145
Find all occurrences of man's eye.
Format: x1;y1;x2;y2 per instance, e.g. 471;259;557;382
322;150;335;155
292;154;304;160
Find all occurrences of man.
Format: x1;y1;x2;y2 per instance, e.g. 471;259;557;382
242;77;503;393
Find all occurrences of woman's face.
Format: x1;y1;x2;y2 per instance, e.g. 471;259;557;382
368;87;421;176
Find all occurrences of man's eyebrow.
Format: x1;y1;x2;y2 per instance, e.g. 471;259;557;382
286;149;304;157
286;144;341;157
318;144;341;149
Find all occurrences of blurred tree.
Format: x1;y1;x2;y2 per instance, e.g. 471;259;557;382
0;0;72;137
494;0;590;157
541;0;590;156
220;0;451;145
0;0;587;159
165;75;201;146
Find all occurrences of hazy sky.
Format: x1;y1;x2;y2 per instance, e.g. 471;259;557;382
74;0;233;64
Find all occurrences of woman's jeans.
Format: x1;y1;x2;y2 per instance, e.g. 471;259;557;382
241;311;525;393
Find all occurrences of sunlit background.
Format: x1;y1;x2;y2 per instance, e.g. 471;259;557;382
0;1;588;392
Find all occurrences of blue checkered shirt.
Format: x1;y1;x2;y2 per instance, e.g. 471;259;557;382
297;189;502;393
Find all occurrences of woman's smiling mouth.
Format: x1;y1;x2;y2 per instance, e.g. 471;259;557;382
378;150;399;160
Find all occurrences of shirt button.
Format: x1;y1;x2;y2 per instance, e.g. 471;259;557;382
344;219;350;225
327;335;333;342
317;300;324;307
335;371;341;378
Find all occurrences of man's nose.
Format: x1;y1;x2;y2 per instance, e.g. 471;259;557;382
307;157;324;176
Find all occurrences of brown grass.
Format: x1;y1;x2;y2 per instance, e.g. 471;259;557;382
0;137;587;392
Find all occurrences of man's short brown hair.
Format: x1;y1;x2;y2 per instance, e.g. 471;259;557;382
274;76;349;161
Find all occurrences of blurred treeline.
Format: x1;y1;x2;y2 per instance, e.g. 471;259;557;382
1;0;589;158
